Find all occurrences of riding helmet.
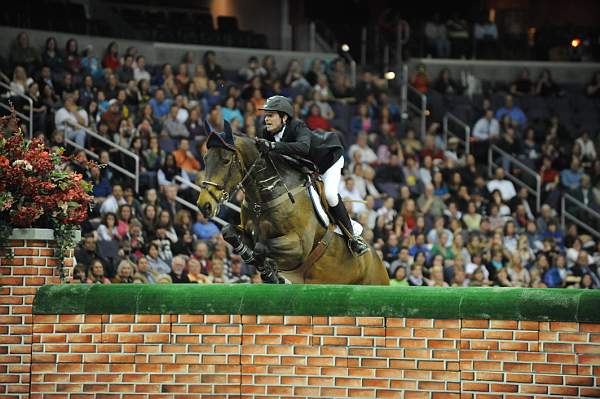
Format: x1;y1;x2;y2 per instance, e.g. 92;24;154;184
259;95;294;118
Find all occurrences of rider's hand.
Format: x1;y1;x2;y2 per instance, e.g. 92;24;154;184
255;138;275;154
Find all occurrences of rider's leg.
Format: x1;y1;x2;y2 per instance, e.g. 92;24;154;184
321;157;369;256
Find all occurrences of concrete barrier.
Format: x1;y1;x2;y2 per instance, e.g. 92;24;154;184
22;285;600;398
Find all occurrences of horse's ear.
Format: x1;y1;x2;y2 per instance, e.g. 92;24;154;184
223;120;234;144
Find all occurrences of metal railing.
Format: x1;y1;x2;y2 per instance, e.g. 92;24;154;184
407;84;427;138
488;144;541;212
0;81;33;138
64;122;140;192
443;112;471;155
561;194;600;240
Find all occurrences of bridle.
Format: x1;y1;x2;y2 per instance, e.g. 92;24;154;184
200;147;262;207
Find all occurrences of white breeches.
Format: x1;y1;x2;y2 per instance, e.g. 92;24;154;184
321;156;344;207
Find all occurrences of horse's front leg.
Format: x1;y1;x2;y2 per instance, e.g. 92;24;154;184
221;224;283;284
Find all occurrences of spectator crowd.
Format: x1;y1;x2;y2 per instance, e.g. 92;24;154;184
2;30;600;289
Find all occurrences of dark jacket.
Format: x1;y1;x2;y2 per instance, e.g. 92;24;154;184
262;118;344;174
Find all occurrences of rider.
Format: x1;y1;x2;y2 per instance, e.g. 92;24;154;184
255;95;369;256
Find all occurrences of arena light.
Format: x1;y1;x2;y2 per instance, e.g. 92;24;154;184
341;43;350;52
384;71;396;80
571;38;581;48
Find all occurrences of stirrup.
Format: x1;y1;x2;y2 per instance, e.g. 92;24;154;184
347;235;369;257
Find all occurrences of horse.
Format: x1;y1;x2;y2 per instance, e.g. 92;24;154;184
196;122;389;285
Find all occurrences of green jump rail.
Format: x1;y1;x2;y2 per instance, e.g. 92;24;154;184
33;285;600;323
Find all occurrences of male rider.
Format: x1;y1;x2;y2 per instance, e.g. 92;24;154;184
255;95;369;256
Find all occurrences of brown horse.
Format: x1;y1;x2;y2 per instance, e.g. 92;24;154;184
196;123;389;285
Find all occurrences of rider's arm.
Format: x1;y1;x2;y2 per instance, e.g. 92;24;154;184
272;124;311;157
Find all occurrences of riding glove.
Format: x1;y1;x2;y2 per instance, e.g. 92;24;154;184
256;138;275;154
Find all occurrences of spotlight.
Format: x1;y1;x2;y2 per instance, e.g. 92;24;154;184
571;38;581;48
341;43;350;52
384;71;395;80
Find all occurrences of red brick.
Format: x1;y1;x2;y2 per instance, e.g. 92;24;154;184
547;353;577;363
580;388;600;397
580;324;600;333
463;382;489;391
565;376;595;386
329;316;356;325
549;386;579;395
533;363;562;373
506;373;532;383
461;329;484;339
550;321;578;331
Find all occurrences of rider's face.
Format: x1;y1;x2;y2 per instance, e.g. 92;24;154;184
264;111;284;133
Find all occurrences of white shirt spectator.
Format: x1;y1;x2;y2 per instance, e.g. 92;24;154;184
99;195;127;215
348;144;378;165
339;183;366;215
472;116;500;141
55;106;89;132
134;67;151;83
487;178;517;201
575;137;597;161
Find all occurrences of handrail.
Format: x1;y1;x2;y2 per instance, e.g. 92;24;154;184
63;138;137;184
488;144;542;212
443;112;471;155
0;81;33;138
174;194;227;227
69;122;140;193
174;175;241;213
561;193;600;239
407;85;427;138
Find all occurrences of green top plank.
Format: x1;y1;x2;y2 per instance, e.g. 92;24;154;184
33;284;600;323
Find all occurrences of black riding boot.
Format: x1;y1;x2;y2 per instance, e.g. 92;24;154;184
329;198;369;256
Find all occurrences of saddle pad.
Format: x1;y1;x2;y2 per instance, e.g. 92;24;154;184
308;184;363;237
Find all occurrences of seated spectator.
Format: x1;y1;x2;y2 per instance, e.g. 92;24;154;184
133;256;158;284
54;94;88;148
228;255;251;283
163;104;190;138
192;211;220;240
407;263;429;286
187;258;210;283
146;242;171;275
238;56;266;82
495;95;527;128
158;154;192;188
169;255;191;283
101;41;120;71
41;37;62;74
100;184;127;215
80;45;103;81
510;68;534;96
433;68;462;95
348;132;378;166
575;131;597;164
63;38;81;76
117;54;134;83
487;167;517;202
209;259;229;283
283;58;310;92
172;229;194;256
111;260;135;283
473;14;499;59
305;103;331;132
116;204;133;239
173;138;201;176
535;69;562;97
97;212;119;241
472;109;500;143
149;89;171;121
411;63;431;94
507;254;530;287
75;235;98;269
100;99;122;134
419;184;446;220
560;157;583;191
86;260;111;284
175;63;190;92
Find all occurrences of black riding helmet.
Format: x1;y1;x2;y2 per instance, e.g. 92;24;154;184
259;95;294;118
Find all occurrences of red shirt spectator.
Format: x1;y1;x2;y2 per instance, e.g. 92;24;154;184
305;104;331;131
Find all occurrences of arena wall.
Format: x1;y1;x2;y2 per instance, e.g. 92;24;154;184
23;284;600;398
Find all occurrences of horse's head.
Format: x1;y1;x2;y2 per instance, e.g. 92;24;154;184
197;120;258;218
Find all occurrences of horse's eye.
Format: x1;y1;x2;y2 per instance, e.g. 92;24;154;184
223;158;231;165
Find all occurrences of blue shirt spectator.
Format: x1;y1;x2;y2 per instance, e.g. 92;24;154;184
560;158;583;190
192;216;220;240
149;89;171;119
495;95;527;126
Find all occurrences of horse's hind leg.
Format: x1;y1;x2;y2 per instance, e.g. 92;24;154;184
221;224;282;284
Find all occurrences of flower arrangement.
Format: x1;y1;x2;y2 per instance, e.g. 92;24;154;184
0;107;94;279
